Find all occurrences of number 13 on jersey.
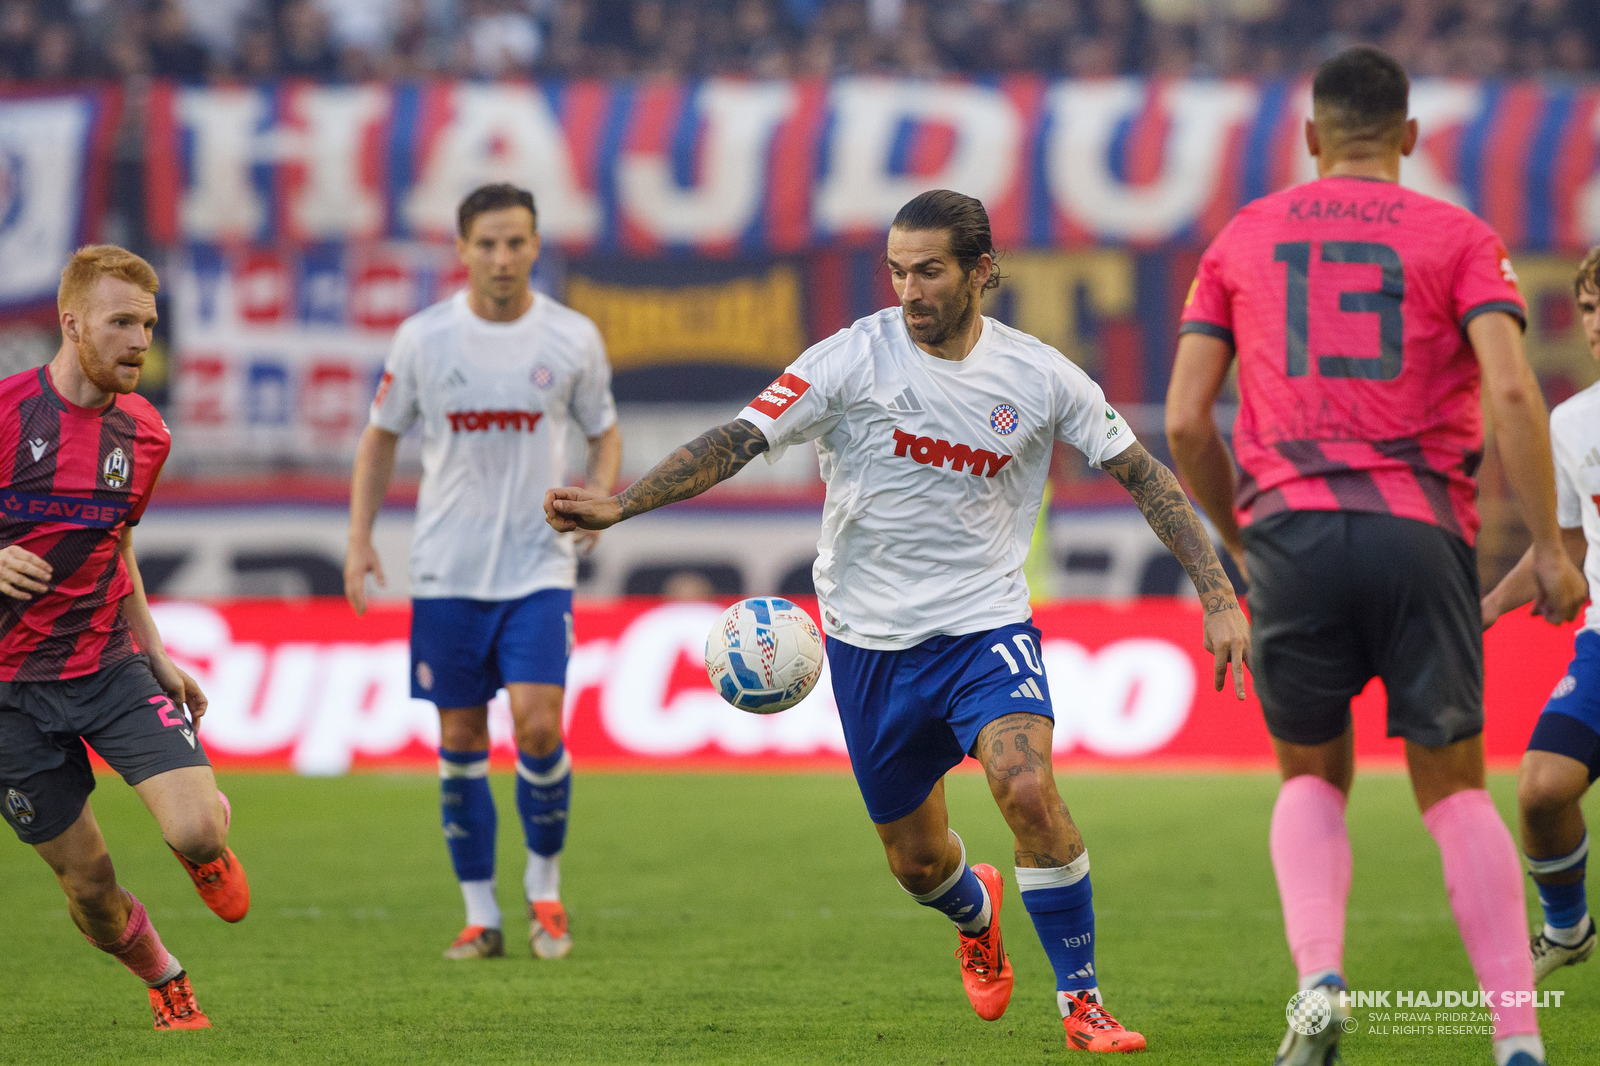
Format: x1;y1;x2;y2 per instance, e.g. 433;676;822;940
1273;240;1405;381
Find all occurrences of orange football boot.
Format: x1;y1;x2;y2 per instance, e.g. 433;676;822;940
444;925;505;959
954;863;1013;1021
173;846;251;922
148;972;211;1030
530;901;572;959
1060;991;1146;1053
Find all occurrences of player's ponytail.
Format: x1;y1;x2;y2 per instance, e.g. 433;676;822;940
890;190;1005;294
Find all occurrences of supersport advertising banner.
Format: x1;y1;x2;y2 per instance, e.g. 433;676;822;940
142;598;1578;776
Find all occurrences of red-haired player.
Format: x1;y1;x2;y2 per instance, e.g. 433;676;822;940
0;246;249;1030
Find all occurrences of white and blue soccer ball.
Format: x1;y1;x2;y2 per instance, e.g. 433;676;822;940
705;597;824;714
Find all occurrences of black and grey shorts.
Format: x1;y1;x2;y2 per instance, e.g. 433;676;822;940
0;655;211;845
1242;510;1484;749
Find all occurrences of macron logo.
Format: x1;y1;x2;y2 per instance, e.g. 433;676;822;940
27;438;47;461
892;428;1012;477
748;373;811;420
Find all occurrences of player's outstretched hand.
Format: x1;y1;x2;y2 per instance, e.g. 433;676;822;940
1202;604;1251;700
1531;547;1588;625
0;545;50;600
151;653;209;728
545;487;623;532
344;540;385;617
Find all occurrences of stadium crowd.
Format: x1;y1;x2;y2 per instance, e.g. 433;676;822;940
0;0;1596;83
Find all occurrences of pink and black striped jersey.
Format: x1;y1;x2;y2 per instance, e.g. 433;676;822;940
1180;175;1526;546
0;366;169;681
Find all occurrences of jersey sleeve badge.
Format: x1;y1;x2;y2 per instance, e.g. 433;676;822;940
749;373;811;419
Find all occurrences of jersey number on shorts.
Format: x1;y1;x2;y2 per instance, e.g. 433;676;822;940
1273;241;1404;381
991;634;1043;676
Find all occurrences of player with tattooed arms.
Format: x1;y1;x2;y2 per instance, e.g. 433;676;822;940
546;189;1249;1053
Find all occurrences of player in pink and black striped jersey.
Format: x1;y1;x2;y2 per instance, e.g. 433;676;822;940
1168;47;1587;1066
0;247;248;1031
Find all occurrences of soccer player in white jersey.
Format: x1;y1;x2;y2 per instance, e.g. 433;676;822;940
1483;247;1600;985
345;184;622;961
545;190;1250;1052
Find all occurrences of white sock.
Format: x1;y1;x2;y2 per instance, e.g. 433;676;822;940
145;954;183;988
1493;1033;1545;1066
525;850;560;903
460;879;501;929
1299;968;1343;992
1545;913;1591;947
1059;988;1102;1015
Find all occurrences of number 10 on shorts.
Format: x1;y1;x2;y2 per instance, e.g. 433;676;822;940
991;634;1043;675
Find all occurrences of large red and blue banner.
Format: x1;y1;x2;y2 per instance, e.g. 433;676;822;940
0;88;119;310
145;79;1600;253
137;598;1576;776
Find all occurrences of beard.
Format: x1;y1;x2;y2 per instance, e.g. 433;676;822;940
902;285;976;347
77;330;141;395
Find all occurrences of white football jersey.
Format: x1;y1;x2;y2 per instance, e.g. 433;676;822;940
739;308;1135;650
371;290;617;600
1551;381;1600;635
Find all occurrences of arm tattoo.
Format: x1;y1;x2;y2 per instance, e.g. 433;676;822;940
1102;441;1238;615
616;419;769;520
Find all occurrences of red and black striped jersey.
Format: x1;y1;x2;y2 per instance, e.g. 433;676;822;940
0;366;169;681
1180;176;1526;547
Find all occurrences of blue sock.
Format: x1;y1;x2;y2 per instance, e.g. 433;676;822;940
439;749;496;882
1527;833;1590;933
904;833;991;933
516;743;571;857
1017;853;1096;993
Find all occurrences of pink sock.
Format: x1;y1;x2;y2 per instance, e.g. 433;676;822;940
86;893;181;988
1422;789;1538;1039
1270;775;1352;981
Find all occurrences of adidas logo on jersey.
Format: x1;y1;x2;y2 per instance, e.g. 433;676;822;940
891;428;1012;478
888;388;922;413
1582;446;1600;469
1011;678;1045;700
445;368;468;389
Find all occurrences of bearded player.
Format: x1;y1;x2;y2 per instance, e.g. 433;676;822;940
0;246;249;1030
346;184;621;961
1167;47;1586;1066
546;190;1250;1053
1482;247;1600;986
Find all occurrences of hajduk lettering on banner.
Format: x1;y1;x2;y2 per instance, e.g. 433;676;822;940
145;78;1600;254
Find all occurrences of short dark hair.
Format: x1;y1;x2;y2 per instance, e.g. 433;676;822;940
1312;46;1409;142
890;189;1004;294
457;183;537;238
1576;246;1600;298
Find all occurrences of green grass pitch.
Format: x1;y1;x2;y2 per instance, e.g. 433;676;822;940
2;771;1596;1065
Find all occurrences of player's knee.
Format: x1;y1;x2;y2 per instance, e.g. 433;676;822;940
514;719;562;758
166;811;227;864
1519;763;1584;822
884;843;951;894
993;778;1056;834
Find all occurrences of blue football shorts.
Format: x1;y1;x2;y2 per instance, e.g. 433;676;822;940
1528;629;1600;783
410;588;574;708
826;620;1054;824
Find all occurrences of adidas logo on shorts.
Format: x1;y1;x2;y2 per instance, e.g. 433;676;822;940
1010;678;1044;700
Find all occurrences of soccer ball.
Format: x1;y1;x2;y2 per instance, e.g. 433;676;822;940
705;597;824;714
